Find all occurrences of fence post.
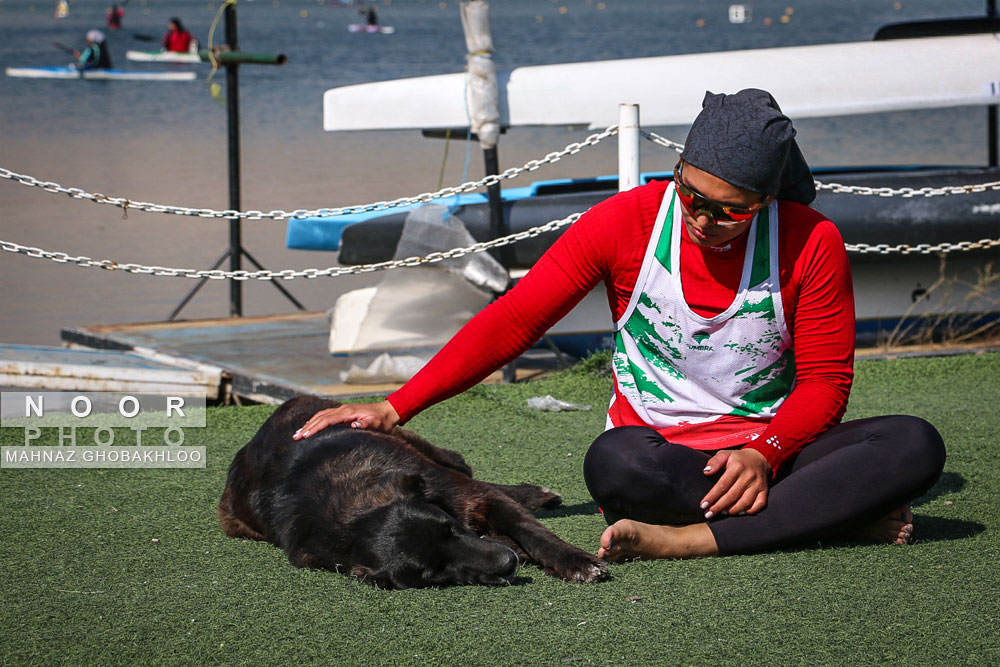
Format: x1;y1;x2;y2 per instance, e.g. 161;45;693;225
618;103;640;192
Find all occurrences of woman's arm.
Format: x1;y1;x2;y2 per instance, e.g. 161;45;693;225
387;198;630;422
744;210;855;472
295;186;650;437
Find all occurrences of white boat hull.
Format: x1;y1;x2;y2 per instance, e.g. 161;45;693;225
347;24;395;34
125;50;202;64
5;66;197;81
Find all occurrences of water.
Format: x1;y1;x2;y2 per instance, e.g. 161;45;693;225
0;0;989;344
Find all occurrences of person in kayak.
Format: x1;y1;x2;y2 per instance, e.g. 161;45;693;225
292;88;946;562
366;3;379;26
106;4;124;30
162;17;196;54
74;30;112;70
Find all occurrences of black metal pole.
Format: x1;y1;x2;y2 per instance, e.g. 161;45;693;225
482;146;506;266
225;2;242;317
990;0;999;167
989;106;998;167
166;10;295;321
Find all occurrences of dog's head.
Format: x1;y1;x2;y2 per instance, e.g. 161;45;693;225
347;473;519;589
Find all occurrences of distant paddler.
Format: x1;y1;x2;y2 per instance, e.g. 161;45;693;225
53;1;69;20
73;30;113;70
106;4;125;31
362;2;379;27
162;17;198;54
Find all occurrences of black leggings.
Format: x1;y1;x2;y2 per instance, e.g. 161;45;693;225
582;416;946;555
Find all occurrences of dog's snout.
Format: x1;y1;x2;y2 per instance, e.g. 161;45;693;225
473;547;518;586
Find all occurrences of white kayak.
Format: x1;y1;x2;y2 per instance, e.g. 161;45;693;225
5;66;197;81
324;32;1000;131
125;50;202;64
347;23;395;34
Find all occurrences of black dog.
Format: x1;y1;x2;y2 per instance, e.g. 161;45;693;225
219;395;609;589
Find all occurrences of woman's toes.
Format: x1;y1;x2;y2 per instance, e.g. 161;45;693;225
842;506;915;545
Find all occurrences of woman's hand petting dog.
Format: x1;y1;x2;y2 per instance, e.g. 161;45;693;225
293;400;400;440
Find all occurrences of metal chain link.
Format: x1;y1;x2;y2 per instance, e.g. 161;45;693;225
640;130;685;153
815;179;1000;197
844;238;1000;254
5;220;999;280
641;129;1000;197
0;213;582;280
0;126;618;221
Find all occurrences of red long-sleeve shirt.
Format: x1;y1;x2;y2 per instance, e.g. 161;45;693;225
387;180;855;472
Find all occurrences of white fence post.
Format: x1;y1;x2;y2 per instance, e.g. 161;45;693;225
618;103;640;192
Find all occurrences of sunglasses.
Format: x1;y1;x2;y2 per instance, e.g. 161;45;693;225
673;161;769;226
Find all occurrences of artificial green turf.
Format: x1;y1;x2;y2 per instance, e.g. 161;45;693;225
1;352;998;665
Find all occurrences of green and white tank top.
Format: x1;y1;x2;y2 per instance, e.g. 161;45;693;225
611;182;795;429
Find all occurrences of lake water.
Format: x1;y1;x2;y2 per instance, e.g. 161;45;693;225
0;0;989;344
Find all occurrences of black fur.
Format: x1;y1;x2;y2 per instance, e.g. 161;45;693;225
219;395;609;589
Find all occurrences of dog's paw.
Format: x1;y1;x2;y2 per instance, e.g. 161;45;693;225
506;483;563;510
545;551;610;583
533;486;564;510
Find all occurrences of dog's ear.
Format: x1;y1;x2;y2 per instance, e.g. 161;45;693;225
350;471;428;515
375;470;426;498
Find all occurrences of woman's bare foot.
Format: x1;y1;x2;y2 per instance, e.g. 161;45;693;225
597;519;720;562
845;506;914;545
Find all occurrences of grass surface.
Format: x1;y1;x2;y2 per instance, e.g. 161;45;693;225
1;352;998;665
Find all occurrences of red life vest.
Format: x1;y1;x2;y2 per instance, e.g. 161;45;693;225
163;29;193;53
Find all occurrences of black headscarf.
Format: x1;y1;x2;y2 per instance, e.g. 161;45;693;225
679;88;816;204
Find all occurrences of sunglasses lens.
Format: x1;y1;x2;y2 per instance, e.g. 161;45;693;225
674;171;757;223
717;207;756;223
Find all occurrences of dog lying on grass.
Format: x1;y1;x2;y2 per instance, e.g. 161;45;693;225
218;395;609;589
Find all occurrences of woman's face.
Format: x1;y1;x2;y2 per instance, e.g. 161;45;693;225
675;162;767;248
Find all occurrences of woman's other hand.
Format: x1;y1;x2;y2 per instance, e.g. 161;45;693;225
699;448;771;519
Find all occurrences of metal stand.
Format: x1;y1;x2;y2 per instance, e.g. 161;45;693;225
482;146;509;266
170;3;301;320
991;1;998;167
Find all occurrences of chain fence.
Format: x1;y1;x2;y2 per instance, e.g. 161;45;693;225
0;126;617;221
2;126;1000;280
0;214;582;280
845;239;1000;255
4;218;999;281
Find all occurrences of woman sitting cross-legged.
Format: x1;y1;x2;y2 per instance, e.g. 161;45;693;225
293;88;946;562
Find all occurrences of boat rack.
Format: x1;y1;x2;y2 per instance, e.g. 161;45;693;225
51;313;565;404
